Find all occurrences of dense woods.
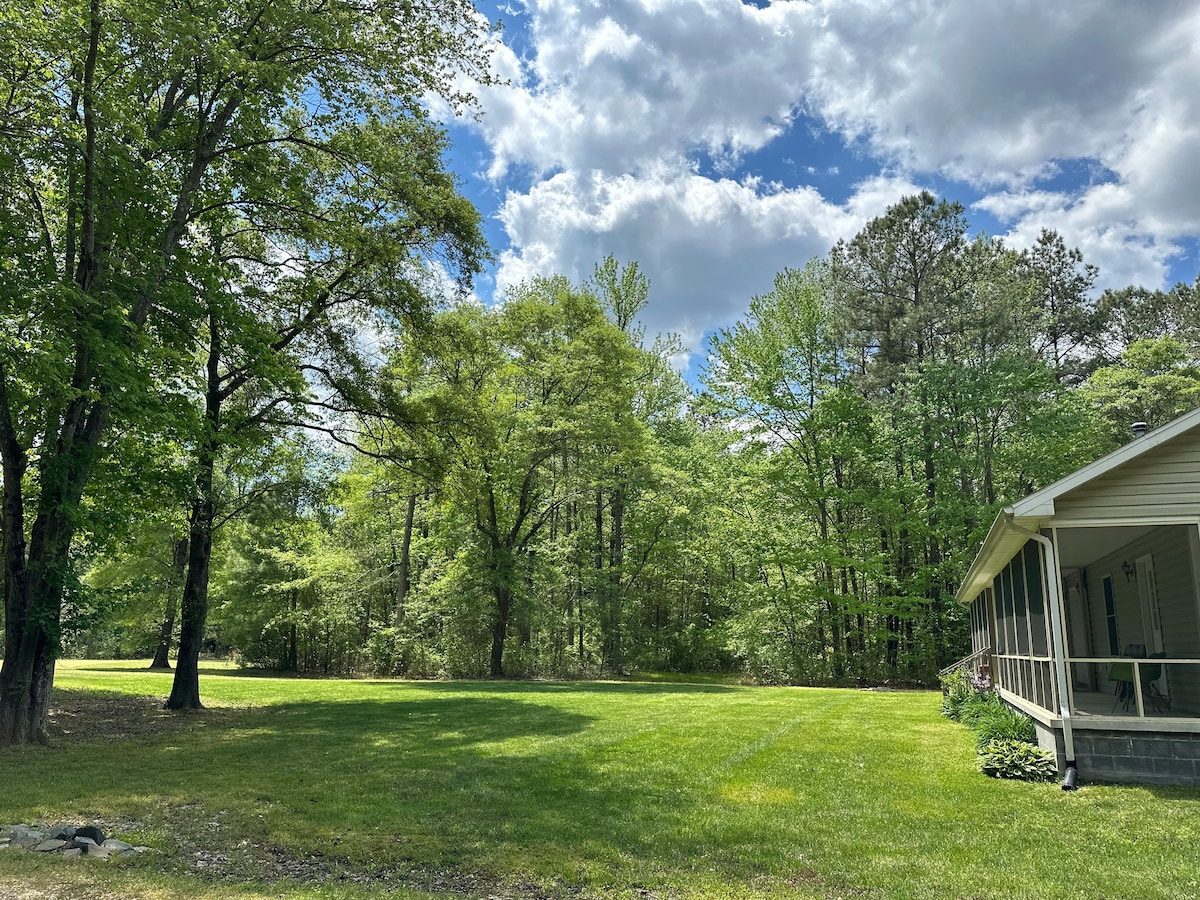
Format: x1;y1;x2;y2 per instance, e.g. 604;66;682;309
4;6;1200;747
26;205;1200;699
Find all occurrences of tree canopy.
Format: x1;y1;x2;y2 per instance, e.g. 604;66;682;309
6;29;1199;723
0;0;494;743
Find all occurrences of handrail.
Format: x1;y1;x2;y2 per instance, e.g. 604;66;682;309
939;646;992;678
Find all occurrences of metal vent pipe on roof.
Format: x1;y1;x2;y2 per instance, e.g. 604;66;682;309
1132;421;1149;438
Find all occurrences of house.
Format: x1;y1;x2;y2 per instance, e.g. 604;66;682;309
955;406;1200;786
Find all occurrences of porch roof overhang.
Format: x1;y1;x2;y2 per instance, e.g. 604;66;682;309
954;511;1046;606
954;405;1200;607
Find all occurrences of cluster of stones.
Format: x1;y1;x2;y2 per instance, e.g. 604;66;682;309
0;823;150;859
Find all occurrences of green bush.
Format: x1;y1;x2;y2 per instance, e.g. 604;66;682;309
971;701;1037;746
955;689;1000;727
940;668;974;720
942;675;1049;782
978;739;1058;781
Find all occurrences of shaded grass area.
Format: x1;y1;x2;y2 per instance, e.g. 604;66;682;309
0;661;1198;899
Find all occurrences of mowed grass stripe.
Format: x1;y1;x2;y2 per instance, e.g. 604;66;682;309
0;661;1195;899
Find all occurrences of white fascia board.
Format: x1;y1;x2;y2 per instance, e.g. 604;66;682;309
954;510;1047;606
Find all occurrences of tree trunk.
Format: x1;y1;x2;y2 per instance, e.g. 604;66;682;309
149;537;188;670
490;583;512;677
165;485;215;709
165;308;221;711
1;405;99;745
606;485;624;671
594;489;609;665
395;493;416;627
0;625;56;747
286;590;299;671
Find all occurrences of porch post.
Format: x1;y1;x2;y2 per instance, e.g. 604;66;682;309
1050;528;1075;716
1008;517;1076;769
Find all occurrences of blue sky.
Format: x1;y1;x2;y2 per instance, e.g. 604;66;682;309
435;0;1200;372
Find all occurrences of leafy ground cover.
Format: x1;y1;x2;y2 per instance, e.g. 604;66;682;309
1;662;1198;899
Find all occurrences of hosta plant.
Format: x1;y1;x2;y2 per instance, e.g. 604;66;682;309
978;739;1058;782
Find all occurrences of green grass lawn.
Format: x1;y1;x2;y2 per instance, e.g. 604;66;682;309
1;661;1198;899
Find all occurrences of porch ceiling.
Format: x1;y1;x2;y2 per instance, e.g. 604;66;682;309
1055;525;1157;570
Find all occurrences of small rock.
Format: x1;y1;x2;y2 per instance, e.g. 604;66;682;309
70;837;98;850
102;839;134;851
85;845;111;859
49;824;77;841
8;826;43;848
62;848;83;858
75;825;105;844
34;839;67;853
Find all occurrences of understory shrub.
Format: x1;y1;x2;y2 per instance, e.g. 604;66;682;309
955;691;1037;745
940;668;973;720
970;699;1037;746
978;739;1058;781
943;667;1050;781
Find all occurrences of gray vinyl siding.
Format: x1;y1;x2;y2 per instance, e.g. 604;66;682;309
1081;525;1200;714
1055;439;1200;520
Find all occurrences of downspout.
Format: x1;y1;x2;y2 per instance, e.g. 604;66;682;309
1004;515;1078;791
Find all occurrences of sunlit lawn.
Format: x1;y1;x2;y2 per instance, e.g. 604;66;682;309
1;660;1198;899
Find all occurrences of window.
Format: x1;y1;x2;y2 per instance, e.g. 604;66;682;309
1102;575;1119;655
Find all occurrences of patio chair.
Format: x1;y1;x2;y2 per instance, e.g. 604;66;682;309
1109;655;1170;713
1109;661;1135;712
1143;653;1171;713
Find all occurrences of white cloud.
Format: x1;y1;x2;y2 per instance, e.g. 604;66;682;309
494;167;925;350
451;0;1200;350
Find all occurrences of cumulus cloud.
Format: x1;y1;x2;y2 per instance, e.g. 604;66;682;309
452;0;1200;350
496;169;839;347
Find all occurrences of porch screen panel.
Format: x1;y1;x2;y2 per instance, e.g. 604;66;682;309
996;572;1014;655
1005;560;1030;656
971;596;988;653
969;598;979;653
1022;541;1048;657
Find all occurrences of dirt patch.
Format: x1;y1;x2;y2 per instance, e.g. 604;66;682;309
174;833;587;898
0;882;129;900
46;689;243;744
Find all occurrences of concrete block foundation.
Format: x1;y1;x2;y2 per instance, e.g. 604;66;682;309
1036;722;1200;786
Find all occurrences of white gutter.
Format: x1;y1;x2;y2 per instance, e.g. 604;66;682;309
1004;515;1076;777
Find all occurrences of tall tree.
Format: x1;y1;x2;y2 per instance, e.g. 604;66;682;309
0;0;492;743
386;278;645;676
1081;337;1200;447
164;110;485;710
1017;229;1102;382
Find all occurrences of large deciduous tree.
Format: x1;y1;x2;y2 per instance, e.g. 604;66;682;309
0;0;492;743
386;277;645;676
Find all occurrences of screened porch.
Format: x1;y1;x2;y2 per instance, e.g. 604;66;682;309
967;524;1200;725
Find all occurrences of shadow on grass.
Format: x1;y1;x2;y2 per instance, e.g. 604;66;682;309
72;664;282;677
72;664;742;694
7;689;745;887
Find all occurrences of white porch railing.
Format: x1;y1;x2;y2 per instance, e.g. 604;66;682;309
994;652;1200;720
1066;657;1200;719
938;646;993;684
